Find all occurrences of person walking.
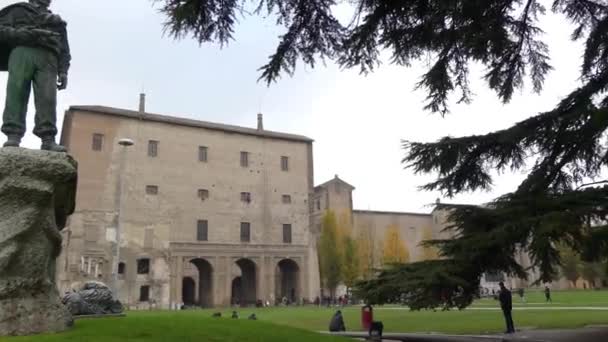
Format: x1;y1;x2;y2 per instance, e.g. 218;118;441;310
518;288;526;304
499;282;515;334
545;286;552;303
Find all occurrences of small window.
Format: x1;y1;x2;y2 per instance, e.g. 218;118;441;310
148;140;159;157
240;222;251;242
283;224;292;244
139;285;150;302
92;133;104;151
199;146;208;162
146;185;158;195
316;200;321;211
240;192;251;203
282;195;292;204
118;262;126;275
137;258;150;274
198;189;209;201
197;220;208;241
281;156;289;171
240;151;249;167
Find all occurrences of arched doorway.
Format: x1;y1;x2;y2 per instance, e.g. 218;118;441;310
231;277;242;305
182;277;196;305
277;259;299;304
190;258;213;307
232;258;257;306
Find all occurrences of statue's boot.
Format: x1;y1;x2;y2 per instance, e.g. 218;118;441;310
41;137;67;153
3;135;21;148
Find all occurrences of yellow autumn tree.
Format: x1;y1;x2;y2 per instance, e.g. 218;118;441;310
382;224;409;264
357;228;373;279
318;210;342;296
336;210;360;289
421;226;439;260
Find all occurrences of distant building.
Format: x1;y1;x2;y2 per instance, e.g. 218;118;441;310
56;98;576;310
57;98;318;309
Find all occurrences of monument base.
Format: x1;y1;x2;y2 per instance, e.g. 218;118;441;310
0;147;77;336
0;292;73;336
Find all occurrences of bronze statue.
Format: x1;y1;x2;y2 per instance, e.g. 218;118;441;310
0;0;70;152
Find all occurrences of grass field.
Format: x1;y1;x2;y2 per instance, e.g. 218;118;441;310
473;289;608;307
2;290;608;341
0;313;351;342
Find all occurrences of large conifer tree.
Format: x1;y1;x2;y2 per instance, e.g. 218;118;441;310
157;0;608;309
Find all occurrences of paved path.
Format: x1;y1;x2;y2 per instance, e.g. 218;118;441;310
376;306;608;311
323;327;608;342
507;327;608;341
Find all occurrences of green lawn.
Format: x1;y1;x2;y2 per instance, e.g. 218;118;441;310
473;289;608;307
195;305;608;334
0;313;350;342
2;290;608;340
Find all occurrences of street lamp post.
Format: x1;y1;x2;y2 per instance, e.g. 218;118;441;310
112;138;134;299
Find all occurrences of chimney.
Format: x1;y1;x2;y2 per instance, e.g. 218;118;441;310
139;93;146;114
257;113;264;131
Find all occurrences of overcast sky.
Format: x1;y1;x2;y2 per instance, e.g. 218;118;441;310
0;0;588;213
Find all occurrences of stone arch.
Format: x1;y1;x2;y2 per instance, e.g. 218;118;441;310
182;276;196;305
276;259;300;304
232;258;257;306
190;258;213;307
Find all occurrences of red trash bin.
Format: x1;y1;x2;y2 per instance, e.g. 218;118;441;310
361;305;373;330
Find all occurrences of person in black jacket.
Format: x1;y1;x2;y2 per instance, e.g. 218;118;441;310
329;310;346;332
498;282;515;334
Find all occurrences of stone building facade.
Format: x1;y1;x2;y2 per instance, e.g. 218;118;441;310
56;100;574;310
57;101;319;309
313;176;556;293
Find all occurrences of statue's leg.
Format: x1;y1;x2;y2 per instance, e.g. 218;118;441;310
1;48;35;145
32;51;58;140
32;50;66;152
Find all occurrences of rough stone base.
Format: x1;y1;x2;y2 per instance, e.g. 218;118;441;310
0;292;73;336
0;148;78;336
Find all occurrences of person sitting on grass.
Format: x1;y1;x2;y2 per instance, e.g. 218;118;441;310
329;310;346;332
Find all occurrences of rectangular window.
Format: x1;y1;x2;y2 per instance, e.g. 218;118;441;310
148;140;159;157
240;192;251;203
240;222;251;242
282;195;292;204
118;262;126;275
92;133;104;151
198;189;209;201
198;146;208;162
137;258;150;274
281;156;289;171
240;151;249;167
146;185;158;195
283;224;292;244
316;200;321;211
139;285;150;302
197;220;208;241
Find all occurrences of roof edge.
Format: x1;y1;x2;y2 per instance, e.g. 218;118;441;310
68;105;314;143
353;209;432;217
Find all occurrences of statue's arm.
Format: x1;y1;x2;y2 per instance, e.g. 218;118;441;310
58;24;70;76
0;24;30;45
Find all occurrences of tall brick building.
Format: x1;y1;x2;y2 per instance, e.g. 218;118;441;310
57;98;570;309
57;98;318;309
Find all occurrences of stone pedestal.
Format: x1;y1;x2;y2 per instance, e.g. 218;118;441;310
0;147;77;336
